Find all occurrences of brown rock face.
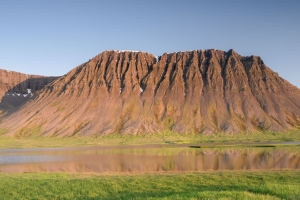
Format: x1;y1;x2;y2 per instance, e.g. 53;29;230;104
2;49;300;136
0;69;58;111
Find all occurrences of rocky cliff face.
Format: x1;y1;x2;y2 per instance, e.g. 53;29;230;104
0;69;58;111
1;49;300;136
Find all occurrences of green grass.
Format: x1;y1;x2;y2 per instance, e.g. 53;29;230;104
0;129;300;148
0;171;299;199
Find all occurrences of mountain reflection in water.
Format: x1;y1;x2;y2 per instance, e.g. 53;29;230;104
0;146;299;173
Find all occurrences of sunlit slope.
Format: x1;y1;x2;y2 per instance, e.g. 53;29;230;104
2;49;300;136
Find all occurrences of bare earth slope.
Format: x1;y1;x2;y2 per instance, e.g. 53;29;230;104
1;49;300;136
0;69;58;112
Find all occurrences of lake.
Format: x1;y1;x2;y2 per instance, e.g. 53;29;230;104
0;142;300;173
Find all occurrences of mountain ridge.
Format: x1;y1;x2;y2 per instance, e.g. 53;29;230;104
1;49;300;136
0;69;58;112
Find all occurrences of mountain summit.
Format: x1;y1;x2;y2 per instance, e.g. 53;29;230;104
2;49;300;136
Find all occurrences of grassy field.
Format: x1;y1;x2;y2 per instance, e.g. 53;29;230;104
1;130;300;199
0;130;300;148
0;171;299;199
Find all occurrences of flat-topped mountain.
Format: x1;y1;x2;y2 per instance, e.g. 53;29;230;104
1;49;300;136
0;69;58;112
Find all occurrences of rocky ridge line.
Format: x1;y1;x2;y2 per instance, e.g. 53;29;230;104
0;69;58;111
2;49;300;136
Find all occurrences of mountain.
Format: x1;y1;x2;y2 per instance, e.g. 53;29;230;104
0;69;58;112
1;49;300;136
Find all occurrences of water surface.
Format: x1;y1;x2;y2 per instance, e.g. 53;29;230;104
0;143;299;173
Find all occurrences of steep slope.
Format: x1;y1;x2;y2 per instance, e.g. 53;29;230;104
0;69;58;112
1;49;300;136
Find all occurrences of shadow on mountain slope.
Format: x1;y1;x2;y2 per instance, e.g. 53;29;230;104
0;77;58;114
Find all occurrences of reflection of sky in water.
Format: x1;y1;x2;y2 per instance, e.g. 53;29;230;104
0;145;299;172
0;155;67;165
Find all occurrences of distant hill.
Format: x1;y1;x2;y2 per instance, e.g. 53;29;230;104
0;69;58;112
1;49;300;136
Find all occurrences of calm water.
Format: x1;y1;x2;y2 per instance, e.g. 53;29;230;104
0;143;300;173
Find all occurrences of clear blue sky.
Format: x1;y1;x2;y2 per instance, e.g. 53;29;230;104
1;0;299;87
